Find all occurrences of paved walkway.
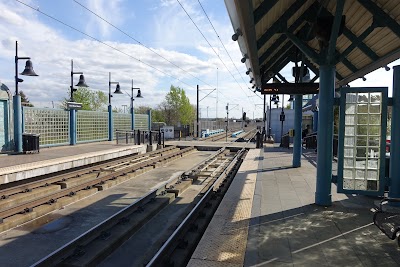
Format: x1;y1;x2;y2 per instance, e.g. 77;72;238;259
190;145;400;266
0;141;138;169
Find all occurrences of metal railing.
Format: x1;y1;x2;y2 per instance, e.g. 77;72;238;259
116;130;165;146
303;132;339;156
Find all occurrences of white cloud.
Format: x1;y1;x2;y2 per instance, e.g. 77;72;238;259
84;0;125;39
0;1;264;119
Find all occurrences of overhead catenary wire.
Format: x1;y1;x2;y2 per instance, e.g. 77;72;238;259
15;0;196;90
197;0;262;102
176;0;256;105
72;0;214;89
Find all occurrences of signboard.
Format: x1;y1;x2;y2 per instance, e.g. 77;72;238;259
67;102;83;110
261;83;320;95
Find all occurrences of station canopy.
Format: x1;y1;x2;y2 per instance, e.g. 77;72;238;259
225;0;400;91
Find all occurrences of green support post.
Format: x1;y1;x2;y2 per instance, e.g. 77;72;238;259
389;66;400;199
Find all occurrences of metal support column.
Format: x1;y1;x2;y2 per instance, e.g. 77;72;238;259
293;94;302;167
148;109;152;132
389;66;400;199
315;65;335;206
197;85;200;138
70;109;77;145
313;110;318;132
108;105;113;141
131;107;135;131
13;95;22;153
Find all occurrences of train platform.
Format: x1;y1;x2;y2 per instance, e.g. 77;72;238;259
189;145;400;266
0;142;147;186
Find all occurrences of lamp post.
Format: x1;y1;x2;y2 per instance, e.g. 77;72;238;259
70;60;88;145
226;103;229;142
130;80;142;130
280;94;285;147
108;72;122;141
14;41;38;153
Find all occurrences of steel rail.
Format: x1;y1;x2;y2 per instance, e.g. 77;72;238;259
30;189;158;267
0;146;177;199
146;148;245;267
0;147;195;221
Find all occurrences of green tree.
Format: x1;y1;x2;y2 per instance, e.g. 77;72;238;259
134;105;151;114
164;85;195;126
19;91;34;107
61;87;107;111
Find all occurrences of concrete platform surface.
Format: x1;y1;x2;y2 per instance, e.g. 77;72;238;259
0;151;214;267
0;142;147;185
190;146;400;267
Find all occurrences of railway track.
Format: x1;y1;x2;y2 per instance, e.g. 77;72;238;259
30;132;256;267
0;146;195;232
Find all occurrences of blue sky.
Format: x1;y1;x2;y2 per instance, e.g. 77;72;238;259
0;0;399;119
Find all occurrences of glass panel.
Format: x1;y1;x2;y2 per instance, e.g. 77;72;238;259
367;159;378;169
367;180;378;190
345;115;355;125
369;126;380;136
368;137;380;147
357;125;368;135
355;158;366;168
369;104;381;113
344;158;354;168
345;104;356;114
357;94;369;103
356;169;366;179
345;126;355;135
340;90;384;193
357;104;368;113
344;148;354;157
346;94;357;103
343;179;355;189
355;179;366;190
370;93;381;103
356;147;367;158
369;115;381;125
356;136;367;146
345;136;355;146
357;114;368;124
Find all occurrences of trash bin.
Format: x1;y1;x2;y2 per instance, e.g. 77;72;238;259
22;133;40;153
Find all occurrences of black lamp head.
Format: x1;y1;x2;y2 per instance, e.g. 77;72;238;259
136;89;143;98
113;84;123;94
75;74;89;87
241;54;248;63
20;60;38;76
288;95;294;101
271;95;277;102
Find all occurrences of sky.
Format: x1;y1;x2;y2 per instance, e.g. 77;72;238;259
0;0;399;119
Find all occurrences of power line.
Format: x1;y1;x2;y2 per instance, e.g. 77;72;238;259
15;0;196;89
176;0;255;104
72;0;214;88
197;0;261;102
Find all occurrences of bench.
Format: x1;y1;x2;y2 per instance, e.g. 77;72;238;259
373;198;400;246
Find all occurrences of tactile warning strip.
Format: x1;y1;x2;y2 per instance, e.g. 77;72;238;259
188;149;260;266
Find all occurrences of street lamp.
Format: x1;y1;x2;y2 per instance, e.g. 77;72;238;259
14;41;38;153
69;60;89;145
108;72;122;141
70;60;88;102
268;94;279;140
130;79;143;130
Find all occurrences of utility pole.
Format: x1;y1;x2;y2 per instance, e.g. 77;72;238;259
226;103;229;142
263;94;266;141
197;85;199;138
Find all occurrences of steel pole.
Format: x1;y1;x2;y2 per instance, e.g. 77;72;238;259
197;85;199;138
389;66;400;199
315;65;335;206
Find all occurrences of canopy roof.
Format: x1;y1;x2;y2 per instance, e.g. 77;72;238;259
225;0;400;88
